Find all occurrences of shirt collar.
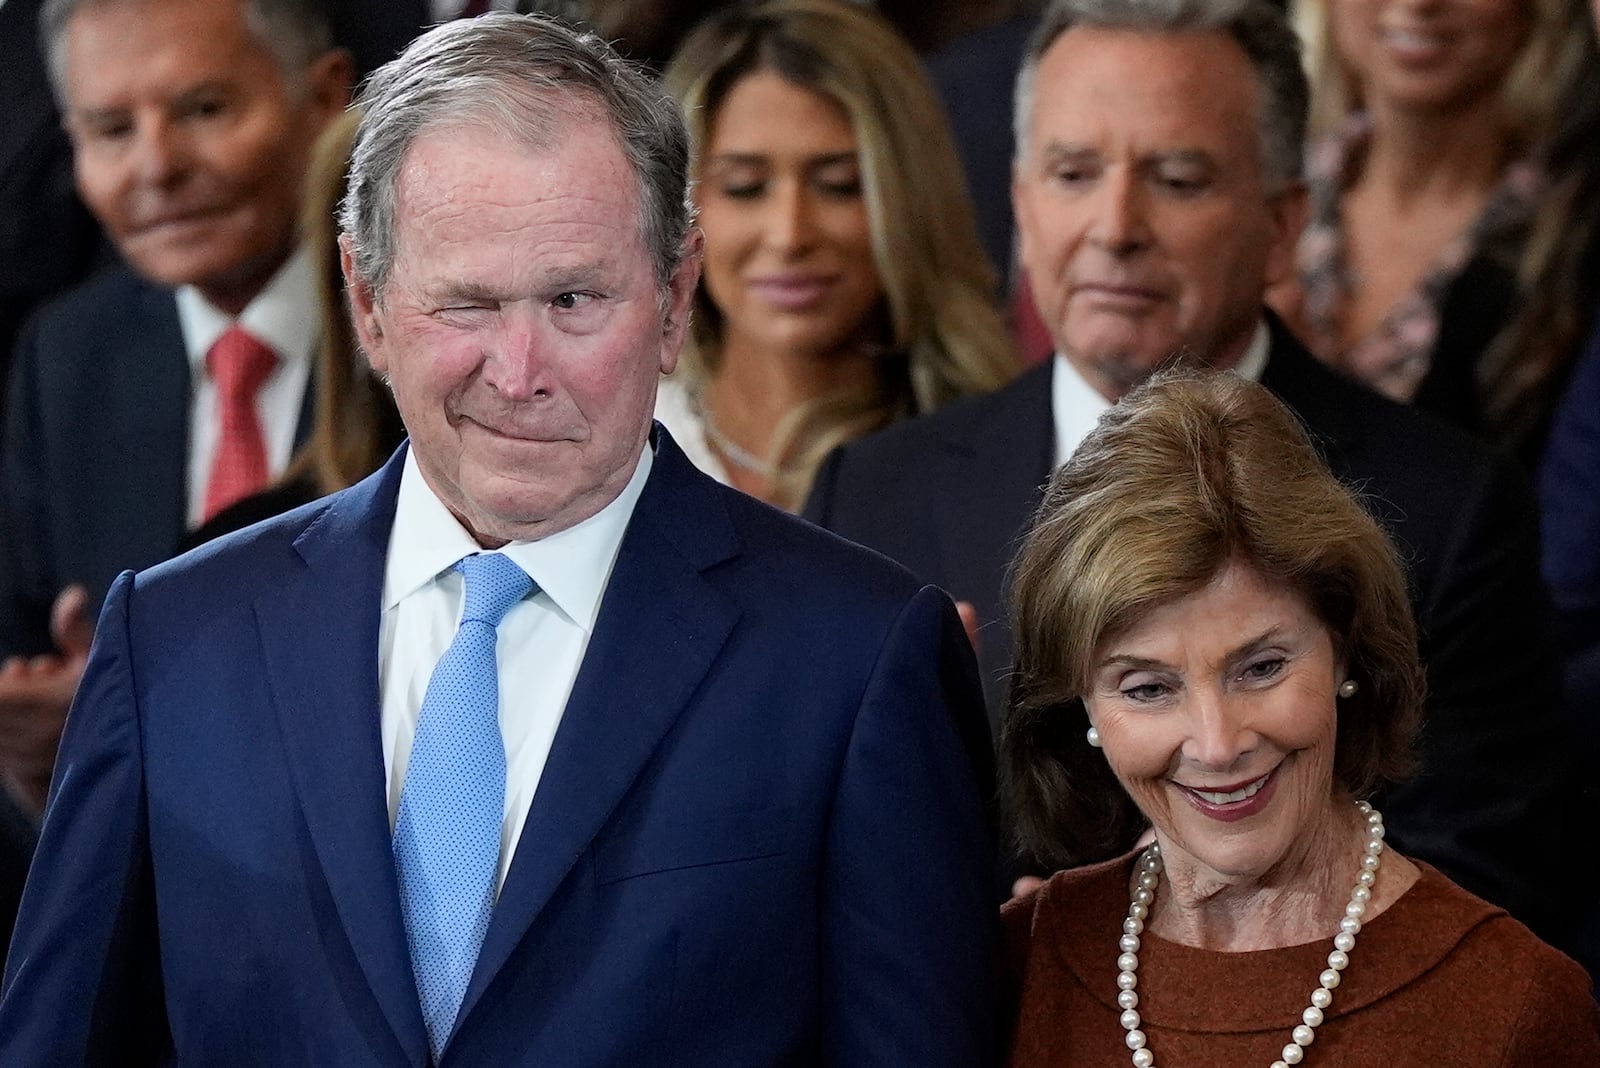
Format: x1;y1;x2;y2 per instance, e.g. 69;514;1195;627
1050;350;1114;469
382;443;654;633
1232;319;1272;384
175;244;319;373
1052;318;1271;468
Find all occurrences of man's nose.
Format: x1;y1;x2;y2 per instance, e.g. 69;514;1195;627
481;312;547;400
1088;170;1149;254
129;117;189;186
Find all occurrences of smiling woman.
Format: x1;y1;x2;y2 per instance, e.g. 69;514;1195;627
998;370;1600;1066
1281;0;1588;452
657;0;1017;510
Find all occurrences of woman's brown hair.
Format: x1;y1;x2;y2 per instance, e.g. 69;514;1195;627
1001;370;1424;868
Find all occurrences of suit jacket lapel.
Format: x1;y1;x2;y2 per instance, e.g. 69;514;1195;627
933;362;1055;718
459;432;741;1022
1258;311;1368;473
254;447;431;1067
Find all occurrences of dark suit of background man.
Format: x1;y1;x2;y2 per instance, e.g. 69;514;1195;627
805;0;1579;948
0;0;352;952
0;13;997;1066
0;0;353;899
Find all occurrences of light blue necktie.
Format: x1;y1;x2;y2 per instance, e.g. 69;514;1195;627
394;552;534;1062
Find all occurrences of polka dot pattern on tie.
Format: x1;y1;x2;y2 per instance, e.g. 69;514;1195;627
393;552;534;1062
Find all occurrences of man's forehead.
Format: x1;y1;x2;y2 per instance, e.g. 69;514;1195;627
1028;25;1262;152
63;0;274;103
385;118;648;280
393;120;636;216
1036;25;1258;112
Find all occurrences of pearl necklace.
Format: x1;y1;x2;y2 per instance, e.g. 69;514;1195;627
1114;801;1386;1068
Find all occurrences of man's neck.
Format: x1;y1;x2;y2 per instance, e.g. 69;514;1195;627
192;243;297;317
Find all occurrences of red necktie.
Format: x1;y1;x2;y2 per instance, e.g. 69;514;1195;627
203;325;278;522
458;0;491;16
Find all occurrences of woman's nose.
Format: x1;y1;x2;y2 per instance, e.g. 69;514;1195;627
1182;688;1256;770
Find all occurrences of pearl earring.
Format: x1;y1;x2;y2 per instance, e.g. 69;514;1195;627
1086;726;1102;748
1338;679;1359;699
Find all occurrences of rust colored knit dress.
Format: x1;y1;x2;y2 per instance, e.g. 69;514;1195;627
1002;852;1600;1067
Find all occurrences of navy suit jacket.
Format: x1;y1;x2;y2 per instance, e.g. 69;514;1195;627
0;431;998;1066
804;314;1576;942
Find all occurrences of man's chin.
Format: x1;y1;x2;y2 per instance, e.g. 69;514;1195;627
1066;343;1172;401
122;237;287;310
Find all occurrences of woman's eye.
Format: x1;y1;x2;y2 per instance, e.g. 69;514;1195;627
1121;681;1170;703
815;178;862;198
1241;657;1285;682
718;182;764;200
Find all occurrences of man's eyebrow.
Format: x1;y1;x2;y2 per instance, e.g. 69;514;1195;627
427;281;504;304
71;105;130;127
1144;148;1218;168
1038;141;1100;165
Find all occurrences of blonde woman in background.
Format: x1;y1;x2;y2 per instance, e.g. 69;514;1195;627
658;0;1017;510
1277;0;1584;442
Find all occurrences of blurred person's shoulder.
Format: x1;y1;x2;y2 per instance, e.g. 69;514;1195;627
838;360;1054;468
16;262;169;352
1265;329;1506;484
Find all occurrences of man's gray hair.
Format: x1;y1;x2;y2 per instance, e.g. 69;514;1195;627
39;0;333;105
341;13;693;298
1013;0;1308;191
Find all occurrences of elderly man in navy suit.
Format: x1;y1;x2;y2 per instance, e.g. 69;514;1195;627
0;14;997;1066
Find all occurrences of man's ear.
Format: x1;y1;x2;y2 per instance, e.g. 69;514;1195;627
305;48;356;125
1263;180;1309;289
658;228;704;377
339;234;387;375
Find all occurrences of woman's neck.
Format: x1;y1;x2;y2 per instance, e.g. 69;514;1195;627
1356;100;1509;207
701;331;879;465
1146;799;1418;952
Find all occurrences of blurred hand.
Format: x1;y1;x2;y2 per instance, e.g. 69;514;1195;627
955;600;980;652
0;585;92;815
1009;875;1044;903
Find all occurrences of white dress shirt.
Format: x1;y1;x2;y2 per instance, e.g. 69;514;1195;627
1051;320;1272;467
652;374;732;486
378;444;653;891
175;245;318;527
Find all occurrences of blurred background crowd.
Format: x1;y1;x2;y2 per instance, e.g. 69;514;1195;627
2;0;1598;1009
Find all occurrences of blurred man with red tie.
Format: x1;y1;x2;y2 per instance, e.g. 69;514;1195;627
0;0;350;835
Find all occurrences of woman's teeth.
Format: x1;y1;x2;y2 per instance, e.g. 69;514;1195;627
1191;773;1269;805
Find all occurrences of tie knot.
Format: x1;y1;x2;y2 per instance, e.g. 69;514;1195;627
454;553;534;627
207;325;278;397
